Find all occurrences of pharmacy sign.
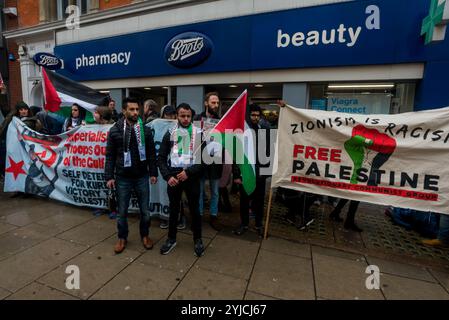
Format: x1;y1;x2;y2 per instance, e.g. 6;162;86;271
421;0;449;44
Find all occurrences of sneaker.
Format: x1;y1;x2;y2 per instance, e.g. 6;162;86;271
194;239;205;257
160;238;177;255
233;225;249;236
177;216;186;230
298;218;315;231
160;221;169;229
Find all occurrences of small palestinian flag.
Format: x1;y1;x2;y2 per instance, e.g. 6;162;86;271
210;90;256;195
42;68;108;121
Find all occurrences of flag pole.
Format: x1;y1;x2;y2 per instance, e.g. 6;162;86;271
263;187;274;240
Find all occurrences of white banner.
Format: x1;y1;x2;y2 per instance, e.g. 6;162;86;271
4;117;175;218
271;105;449;215
148;119;177;219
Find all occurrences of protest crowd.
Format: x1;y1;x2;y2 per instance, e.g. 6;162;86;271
0;81;448;258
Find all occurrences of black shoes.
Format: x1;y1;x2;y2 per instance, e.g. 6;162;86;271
194;239;205;257
233;225;249;236
160;238;177;255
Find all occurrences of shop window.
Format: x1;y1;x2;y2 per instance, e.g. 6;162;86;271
309;82;416;115
40;0;93;23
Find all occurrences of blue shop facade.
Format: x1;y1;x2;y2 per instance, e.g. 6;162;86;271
29;0;449;115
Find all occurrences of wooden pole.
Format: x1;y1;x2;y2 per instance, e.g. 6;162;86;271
263;188;274;240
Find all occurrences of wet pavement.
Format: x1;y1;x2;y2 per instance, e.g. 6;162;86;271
0;182;449;300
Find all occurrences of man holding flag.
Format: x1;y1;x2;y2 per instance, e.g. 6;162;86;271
200;90;267;237
232;104;271;238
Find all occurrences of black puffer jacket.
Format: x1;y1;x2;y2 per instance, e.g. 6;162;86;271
105;118;158;181
158;126;203;181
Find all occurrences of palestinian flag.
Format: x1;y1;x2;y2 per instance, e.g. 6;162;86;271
210;90;256;195
42;68;108;122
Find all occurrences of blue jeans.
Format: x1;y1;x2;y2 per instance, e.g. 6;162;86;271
439;214;449;244
199;177;219;216
116;175;151;240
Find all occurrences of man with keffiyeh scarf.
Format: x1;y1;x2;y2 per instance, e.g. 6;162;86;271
158;103;205;257
105;97;158;254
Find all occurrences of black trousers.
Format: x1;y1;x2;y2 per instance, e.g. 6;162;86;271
334;199;360;224
167;178;202;241
240;177;266;228
285;190;317;222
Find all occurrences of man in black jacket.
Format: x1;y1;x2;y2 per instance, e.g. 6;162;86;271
233;104;271;238
105;97;158;254
158;103;205;257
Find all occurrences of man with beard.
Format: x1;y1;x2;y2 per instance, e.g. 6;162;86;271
105;97;158;254
195;92;223;231
233;104;271;238
158;103;205;256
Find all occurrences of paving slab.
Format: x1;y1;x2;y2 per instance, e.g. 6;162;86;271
0;222;18;236
36;212;94;233
248;250;315;300
313;253;383;300
311;245;366;262
170;266;247;300
91;261;180;300
38;242;140;300
56;218;117;246
245;291;279;300
0;287;11;299
196;235;260;280
429;270;449;292
6;282;79;300
381;274;449;300
0;238;87;292
366;256;435;283
0;223;61;261
261;237;310;259
137;232;212;274
0;198;50;215
2;208;58;227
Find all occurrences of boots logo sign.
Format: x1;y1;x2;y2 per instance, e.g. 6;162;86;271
165;32;213;68
33;52;63;70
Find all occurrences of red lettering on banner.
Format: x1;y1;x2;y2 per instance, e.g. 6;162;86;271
290;176;439;201
293;145;342;163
